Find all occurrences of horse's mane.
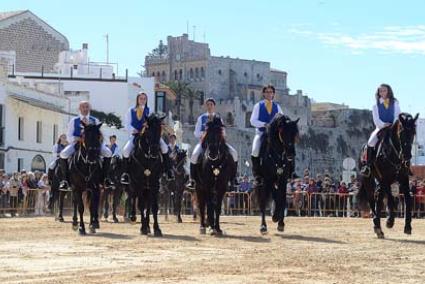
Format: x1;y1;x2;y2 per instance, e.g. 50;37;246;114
201;116;225;146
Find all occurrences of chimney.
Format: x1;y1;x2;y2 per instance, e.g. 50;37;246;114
82;43;88;50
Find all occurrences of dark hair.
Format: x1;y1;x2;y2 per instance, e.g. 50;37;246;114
205;97;216;105
109;135;116;139
375;84;396;104
169;134;177;139
136;92;148;108
56;134;65;145
262;85;275;94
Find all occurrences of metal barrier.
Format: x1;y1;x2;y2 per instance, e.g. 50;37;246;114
2;190;425;219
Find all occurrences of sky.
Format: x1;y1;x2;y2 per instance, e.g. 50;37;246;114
2;0;425;114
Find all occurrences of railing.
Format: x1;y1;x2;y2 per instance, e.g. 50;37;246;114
2;190;425;219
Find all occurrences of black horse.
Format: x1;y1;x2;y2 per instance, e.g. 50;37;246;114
128;113;167;236
194;116;237;235
160;149;188;223
70;122;104;235
102;156;124;223
358;113;418;238
256;114;299;234
47;165;70;222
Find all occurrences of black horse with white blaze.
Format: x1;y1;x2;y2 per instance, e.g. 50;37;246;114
358;113;418;238
256;114;299;234
194;116;237;235
70;122;104;235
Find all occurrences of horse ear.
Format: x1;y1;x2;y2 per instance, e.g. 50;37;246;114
414;113;419;122
97;122;103;129
294;118;300;124
398;113;405;123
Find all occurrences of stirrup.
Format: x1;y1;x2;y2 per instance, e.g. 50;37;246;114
59;181;71;192
360;166;371;177
120;173;130;185
186;180;196;190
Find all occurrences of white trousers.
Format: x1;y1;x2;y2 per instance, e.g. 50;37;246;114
48;159;58;170
122;137;168;158
367;128;381;147
60;142;112;159
251;133;263;157
190;143;238;164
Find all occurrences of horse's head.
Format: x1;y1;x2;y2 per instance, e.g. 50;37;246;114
80;122;103;164
395;112;419;162
268;114;300;161
135;113;166;155
202;115;225;160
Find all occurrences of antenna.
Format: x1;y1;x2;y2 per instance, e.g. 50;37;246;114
186;21;189;36
104;34;109;64
193;25;196;41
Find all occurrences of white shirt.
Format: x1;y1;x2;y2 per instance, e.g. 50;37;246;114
125;106;148;135
67;113;100;144
372;99;401;129
250;100;283;133
194;112;215;139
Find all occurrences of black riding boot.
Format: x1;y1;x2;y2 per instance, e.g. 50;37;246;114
103;157;114;189
288;159;298;179
251;156;263;187
163;152;175;180
361;146;375;177
120;158;130;185
186;163;197;190
58;158;71;191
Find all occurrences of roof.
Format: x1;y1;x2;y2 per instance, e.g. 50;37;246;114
0;10;26;21
270;68;286;73
8;94;72;115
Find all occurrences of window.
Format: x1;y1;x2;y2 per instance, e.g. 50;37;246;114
0;153;4;170
18;117;24;141
31;155;46;172
179;69;183;80
36;121;42;143
250;91;255;102
0;104;3;146
156;72;160;78
17;158;24;172
161;71;166;82
151;72;155;77
174;70;178;80
200;67;205;78
199;92;204;105
244;72;248;78
195;67;199;79
218;69;222;75
190;68;194;79
155;91;166;113
53;124;58;145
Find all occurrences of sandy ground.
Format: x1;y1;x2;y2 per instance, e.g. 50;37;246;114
1;215;425;284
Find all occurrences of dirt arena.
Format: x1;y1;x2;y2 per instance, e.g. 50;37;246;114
1;216;425;284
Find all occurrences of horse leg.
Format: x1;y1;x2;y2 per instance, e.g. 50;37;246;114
277;182;286;232
92;189;100;230
77;191;86;235
72;191;78;231
57;191;65;222
258;184;269;234
206;190;216;235
129;192;137;224
176;185;183;223
399;175;412;234
112;188;121;223
373;184;385;239
103;189;110;220
197;191;206;234
138;195;148;235
214;190;225;236
385;184;395;229
152;185;162;237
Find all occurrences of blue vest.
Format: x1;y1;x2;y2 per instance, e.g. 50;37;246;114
110;143;117;154
200;114;209;132
131;107;149;131
56;143;65;154
258;101;279;132
377;101;395;123
73;116;96;137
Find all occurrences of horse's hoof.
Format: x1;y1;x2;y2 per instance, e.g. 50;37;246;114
374;227;385;239
72;223;78;231
177;216;183;223
93;222;100;229
79;228;86;235
404;225;412;235
260;225;268;235
272;213;279;223
130;216;137;225
58;216;64;222
193;214;197;221
277;223;285;232
199;227;206;235
113;217;119;223
140;227;148;235
386;218;395;229
215;229;223;236
154;229;163;237
208;227;216;236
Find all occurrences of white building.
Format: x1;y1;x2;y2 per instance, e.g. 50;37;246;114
0;79;70;173
412;118;425;165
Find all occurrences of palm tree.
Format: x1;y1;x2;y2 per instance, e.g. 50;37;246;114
165;81;202;124
185;88;202;124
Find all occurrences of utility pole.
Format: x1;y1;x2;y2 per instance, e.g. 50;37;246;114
104;34;109;64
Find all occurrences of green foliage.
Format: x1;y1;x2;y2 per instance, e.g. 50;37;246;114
91;109;123;129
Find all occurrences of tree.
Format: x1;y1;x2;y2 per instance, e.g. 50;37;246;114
91;109;123;129
165;81;202;124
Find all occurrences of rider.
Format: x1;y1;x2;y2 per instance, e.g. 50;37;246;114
120;92;174;184
250;85;287;186
186;97;239;189
360;84;401;177
47;134;68;177
58;101;113;190
168;134;179;159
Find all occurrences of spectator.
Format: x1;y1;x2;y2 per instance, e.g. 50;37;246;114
306;178;320;216
35;174;50;216
0;172;8;217
7;172;21;217
337;181;349;217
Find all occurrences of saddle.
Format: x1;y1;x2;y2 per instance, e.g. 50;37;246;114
361;127;392;163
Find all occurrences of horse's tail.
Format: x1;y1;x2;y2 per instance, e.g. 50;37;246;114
357;175;372;211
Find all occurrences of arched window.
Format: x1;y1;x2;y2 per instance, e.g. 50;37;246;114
156;72;160;78
190;68;194;79
31;155;46;172
174;70;178;80
179;69;183;80
200;67;205;78
161;71;166;82
195;67;199;78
